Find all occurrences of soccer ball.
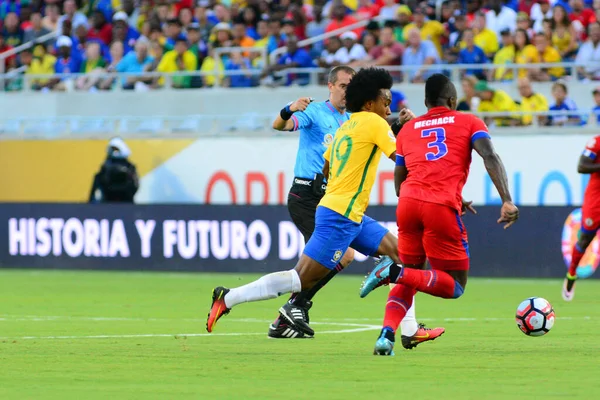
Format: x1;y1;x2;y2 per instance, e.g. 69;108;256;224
515;297;555;336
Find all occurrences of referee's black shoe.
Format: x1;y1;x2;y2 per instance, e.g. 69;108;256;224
268;298;313;338
278;299;314;337
268;316;311;339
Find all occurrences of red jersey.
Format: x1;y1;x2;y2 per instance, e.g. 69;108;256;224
396;107;490;212
326;16;363;37
582;135;600;205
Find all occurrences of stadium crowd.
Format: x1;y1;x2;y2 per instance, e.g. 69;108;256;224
0;0;599;95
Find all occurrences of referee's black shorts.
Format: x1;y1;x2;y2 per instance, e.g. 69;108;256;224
287;177;324;243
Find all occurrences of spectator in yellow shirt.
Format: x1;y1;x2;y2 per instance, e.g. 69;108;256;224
514;28;539;78
253;20;269;49
475;80;520;127
470;12;499;58
530;32;565;81
493;30;516;81
403;7;447;57
551;5;578;60
200;47;225;87
157;36;198;88
517;77;549;126
23;45;57;90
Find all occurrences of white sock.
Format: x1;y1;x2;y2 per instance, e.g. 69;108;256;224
224;269;301;308
400;294;418;337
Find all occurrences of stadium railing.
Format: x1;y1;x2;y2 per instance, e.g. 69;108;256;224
2;60;598;92
1;110;598;137
0;30;59;90
269;17;375;64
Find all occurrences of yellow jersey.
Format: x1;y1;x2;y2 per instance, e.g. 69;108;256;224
539;46;565;79
459;28;498;57
320;112;395;223
404;21;446;57
520;93;549;125
552;30;572;54
200;56;224;87
515;45;539;78
493;45;515;81
474;28;498;56
478;89;519;127
26;54;56;85
157;50;198;87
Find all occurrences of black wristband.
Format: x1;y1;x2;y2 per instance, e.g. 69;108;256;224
391;119;403;136
280;104;293;121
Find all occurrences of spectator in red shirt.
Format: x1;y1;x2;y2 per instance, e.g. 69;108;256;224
518;0;536;15
326;3;362;37
88;10;112;46
19;5;33;31
174;0;194;17
570;0;594;39
356;0;380;21
289;5;307;40
0;35;16;72
466;0;483;26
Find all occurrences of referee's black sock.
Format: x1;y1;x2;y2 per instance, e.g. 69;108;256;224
292;263;344;304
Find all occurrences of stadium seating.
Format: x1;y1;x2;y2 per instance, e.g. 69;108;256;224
2;0;600;131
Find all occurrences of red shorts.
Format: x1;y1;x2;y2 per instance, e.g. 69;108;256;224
581;201;600;234
397;198;469;270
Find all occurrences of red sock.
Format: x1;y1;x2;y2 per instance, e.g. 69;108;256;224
383;284;415;332
396;268;463;299
568;243;585;277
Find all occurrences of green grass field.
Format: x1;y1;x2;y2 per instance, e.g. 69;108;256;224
1;269;600;399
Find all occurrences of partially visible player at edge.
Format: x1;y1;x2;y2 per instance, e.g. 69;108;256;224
372;74;519;356
562;135;600;301
268;65;444;345
206;68;445;343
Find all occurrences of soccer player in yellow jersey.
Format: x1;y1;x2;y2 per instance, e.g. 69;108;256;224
206;68;444;341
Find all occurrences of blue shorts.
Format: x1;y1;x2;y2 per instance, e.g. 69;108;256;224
303;206;389;270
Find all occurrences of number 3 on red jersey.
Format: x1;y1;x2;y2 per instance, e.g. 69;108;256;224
421;128;448;161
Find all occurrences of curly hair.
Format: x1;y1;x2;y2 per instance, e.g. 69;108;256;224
345;67;393;113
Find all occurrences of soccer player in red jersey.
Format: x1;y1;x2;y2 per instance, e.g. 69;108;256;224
373;74;519;356
562;135;600;301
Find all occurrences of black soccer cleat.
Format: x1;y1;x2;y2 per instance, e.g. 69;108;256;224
268;315;312;339
278;300;314;337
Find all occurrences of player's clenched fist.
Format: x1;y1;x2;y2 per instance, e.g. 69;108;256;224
399;108;416;124
290;97;313;112
391;108;416;136
498;201;519;229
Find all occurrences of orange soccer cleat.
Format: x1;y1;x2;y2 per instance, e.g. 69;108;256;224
401;323;446;350
206;286;231;333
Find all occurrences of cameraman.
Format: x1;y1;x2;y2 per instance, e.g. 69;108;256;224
89;137;139;203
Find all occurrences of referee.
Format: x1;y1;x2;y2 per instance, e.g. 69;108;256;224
269;65;361;339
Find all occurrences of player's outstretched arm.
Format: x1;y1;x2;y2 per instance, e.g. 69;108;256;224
272;97;313;131
473;138;519;229
577;155;600;174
